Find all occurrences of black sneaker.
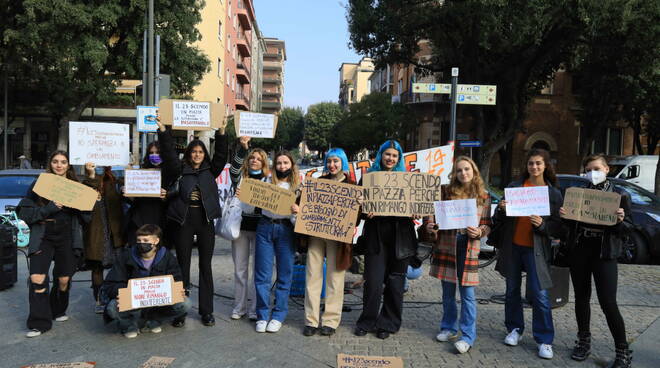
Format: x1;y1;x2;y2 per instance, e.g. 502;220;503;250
320;326;336;336
172;316;186;328
201;314;215;326
303;326;318;336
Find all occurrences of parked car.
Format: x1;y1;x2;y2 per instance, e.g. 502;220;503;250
479;188;502;254
0;169;44;213
607;155;658;192
557;174;660;264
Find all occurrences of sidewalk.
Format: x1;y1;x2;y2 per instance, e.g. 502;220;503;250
1;237;658;367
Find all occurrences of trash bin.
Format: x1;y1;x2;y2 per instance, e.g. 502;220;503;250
290;261;326;298
525;265;570;309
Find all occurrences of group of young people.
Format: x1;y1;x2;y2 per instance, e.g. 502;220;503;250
16;116;633;367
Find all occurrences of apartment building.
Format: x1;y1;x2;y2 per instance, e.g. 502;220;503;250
261;38;286;114
338;57;375;109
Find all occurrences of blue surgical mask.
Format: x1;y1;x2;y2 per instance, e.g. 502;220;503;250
249;169;262;175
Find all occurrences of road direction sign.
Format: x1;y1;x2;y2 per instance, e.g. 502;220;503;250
459;140;481;147
412;83;496;105
412;83;451;94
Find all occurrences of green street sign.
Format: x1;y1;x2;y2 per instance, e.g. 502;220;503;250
412;83;497;105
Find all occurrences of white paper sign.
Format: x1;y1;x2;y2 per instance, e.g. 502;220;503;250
137;106;159;132
173;101;211;129
69;121;130;166
124;169;161;197
505;186;550;216
130;276;173;310
236;111;277;138
435;198;479;230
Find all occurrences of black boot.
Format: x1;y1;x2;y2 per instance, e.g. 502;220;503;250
608;343;632;368
571;332;591;361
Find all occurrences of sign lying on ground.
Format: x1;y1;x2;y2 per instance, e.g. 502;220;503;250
158;99;224;131
69;121;130;166
237;178;296;216
22;363;96;368
434;198;479;230
234;111;278;138
337;354;403;368
561;187;621;226
137;106;159;132
32;173;98;211
118;275;184;312
504;186;550;216
139;357;176;368
294;178;361;243
124;169;162;197
361;172;441;217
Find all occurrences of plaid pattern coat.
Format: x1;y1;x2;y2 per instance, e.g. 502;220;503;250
428;192;492;286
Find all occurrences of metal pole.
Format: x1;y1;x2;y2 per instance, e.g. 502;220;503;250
147;0;154;106
141;30;148;161
152;34;160;144
449;67;459;145
3;70;8;169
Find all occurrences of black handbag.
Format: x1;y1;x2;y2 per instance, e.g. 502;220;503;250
166;175;182;199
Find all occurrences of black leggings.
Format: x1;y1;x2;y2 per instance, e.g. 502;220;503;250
175;207;215;316
569;237;626;345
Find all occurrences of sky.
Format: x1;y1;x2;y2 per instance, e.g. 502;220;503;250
253;0;361;110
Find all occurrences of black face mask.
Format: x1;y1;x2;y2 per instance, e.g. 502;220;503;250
136;242;154;254
276;169;291;179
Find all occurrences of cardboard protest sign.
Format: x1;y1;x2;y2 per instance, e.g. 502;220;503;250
32;173;98;211
294;178;361;243
504;186;550;216
118;275;184;312
562;187;621;226
22;363;96;368
139;357;176;368
337;354;403;368
237;178;296;216
69;122;130;166
235;111;278;138
361;172;441;216
435;198;479;230
124;169;162;197
158;99;224;131
137;106;159;132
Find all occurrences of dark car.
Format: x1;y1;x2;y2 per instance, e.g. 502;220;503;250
0;169;44;213
557;174;660;264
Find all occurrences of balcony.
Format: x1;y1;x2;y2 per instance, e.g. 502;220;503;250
263;61;282;71
261;100;281;110
236;63;251;84
236;32;251;57
263;74;281;83
262;88;281;96
237;1;253;30
263;52;282;61
235;91;250;110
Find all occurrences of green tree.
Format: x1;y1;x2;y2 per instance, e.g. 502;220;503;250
304;102;344;153
333;92;415;156
347;0;585;183
3;0;210;148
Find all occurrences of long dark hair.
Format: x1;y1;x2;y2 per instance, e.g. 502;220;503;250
141;141;161;168
183;140;211;168
46;150;79;182
520;148;557;186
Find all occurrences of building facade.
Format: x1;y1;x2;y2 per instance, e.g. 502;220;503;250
223;0;256;116
261;37;286;114
338;57;375;109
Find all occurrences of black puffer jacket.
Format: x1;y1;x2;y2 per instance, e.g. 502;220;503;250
158;129;228;225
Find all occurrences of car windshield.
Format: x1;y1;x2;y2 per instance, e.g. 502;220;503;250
615;182;659;206
608;164;626;177
0;175;37;197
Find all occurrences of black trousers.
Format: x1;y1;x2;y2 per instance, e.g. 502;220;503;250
357;230;410;333
569;236;627;345
175;207;215;316
27;237;75;332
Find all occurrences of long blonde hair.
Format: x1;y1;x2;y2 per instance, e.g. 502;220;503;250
445;156;487;206
241;148;270;179
271;151;300;190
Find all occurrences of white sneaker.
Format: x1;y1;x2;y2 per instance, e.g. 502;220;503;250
538;344;553;359
436;330;458;342
123;331;138;339
26;329;42;338
255;320;268;333
455;340;471;354
54;315;69;322
266;319;282;333
150;326;162;334
231;313;243;320
504;328;522;346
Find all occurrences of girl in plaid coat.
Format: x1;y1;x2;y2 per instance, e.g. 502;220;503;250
423;156;491;354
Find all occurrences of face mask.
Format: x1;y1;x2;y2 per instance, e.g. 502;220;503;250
136;242;154;254
585;170;606;185
276;169;291;179
249;169;262;176
149;154;162;165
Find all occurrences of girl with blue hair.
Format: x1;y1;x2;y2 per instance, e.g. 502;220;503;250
302;147;355;337
354;140;417;340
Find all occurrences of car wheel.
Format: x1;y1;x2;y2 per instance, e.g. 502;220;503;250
620;231;650;264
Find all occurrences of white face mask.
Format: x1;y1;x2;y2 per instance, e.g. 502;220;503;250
585;170;606;185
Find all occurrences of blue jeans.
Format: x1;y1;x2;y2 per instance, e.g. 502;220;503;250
106;298;190;333
440;235;476;345
254;219;295;322
505;245;554;344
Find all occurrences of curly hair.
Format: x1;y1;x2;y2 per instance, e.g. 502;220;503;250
445;156;488;206
241;148;270;179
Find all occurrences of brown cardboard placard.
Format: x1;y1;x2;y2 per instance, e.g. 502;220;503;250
561;187;621;226
139;357;176;368
237;178;296;216
22;363;96;368
124;169;162;198
32;173;98;211
118;275;184;312
158;99;224;131
361;172;441;216
337;354;403;368
294;178;361;243
234;111;279;138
